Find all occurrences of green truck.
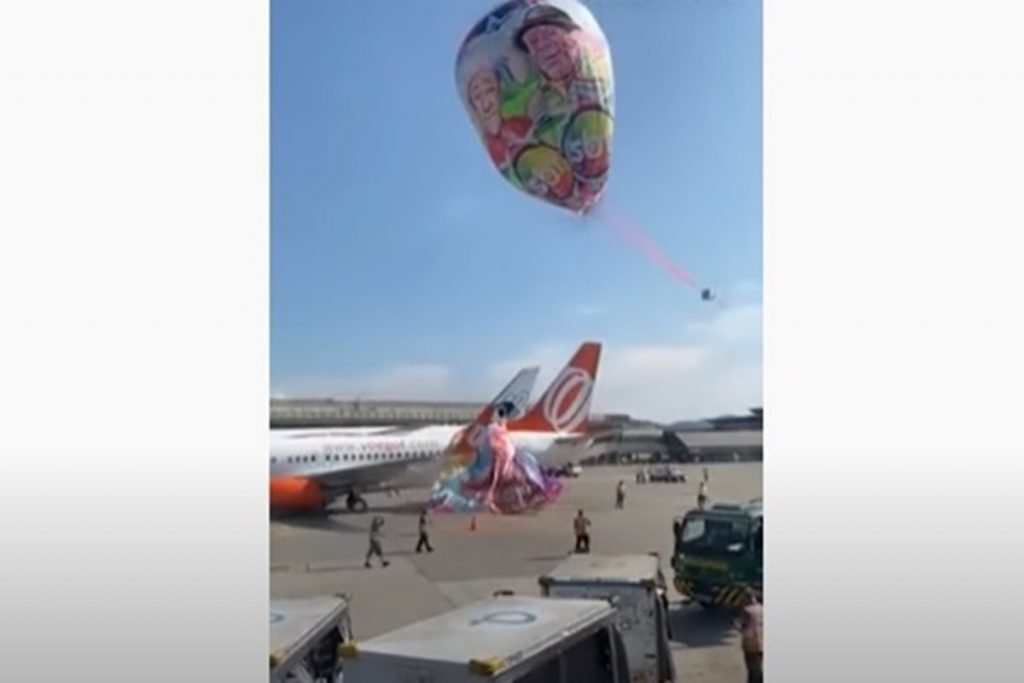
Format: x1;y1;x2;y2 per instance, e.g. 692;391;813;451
670;500;763;610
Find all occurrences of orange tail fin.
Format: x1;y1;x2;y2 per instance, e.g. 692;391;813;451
508;342;602;434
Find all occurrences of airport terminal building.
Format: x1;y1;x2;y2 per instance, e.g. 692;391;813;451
271;398;762;463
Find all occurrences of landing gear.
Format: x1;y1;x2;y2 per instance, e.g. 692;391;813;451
345;491;368;513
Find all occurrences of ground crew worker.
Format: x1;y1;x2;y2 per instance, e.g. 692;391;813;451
364;516;390;568
736;587;763;683
573;509;591;553
697;479;710;510
615;480;626;509
415;508;434;553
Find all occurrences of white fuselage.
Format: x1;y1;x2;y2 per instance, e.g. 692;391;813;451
269;426;579;484
270;425;459;478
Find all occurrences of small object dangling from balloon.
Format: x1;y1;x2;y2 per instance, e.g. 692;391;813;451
701;288;715;302
456;0;615;216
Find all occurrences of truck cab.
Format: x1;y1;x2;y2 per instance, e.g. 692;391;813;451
340;594;631;683
671;500;763;610
270;594;353;683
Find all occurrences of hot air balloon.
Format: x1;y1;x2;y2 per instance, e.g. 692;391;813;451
456;0;614;215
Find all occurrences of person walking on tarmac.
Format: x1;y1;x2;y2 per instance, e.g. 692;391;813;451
415;508;434;553
736;587;764;683
364;516;390;568
697;478;710;510
573;509;591;553
615;480;626;509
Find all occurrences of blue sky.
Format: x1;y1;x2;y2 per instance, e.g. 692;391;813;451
271;0;762;420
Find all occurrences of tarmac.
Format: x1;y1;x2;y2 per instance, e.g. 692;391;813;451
271;462;763;683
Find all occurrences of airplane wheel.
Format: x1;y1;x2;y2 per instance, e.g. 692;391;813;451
346;496;368;513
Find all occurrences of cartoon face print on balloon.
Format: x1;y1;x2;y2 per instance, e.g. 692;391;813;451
468;69;503;134
513;144;576;204
562;106;613;180
468;67;533;170
514;6;583;86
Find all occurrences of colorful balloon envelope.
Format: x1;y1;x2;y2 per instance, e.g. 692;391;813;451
456;0;615;215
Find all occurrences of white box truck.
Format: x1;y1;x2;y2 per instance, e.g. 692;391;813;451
538;553;676;683
271;594;353;683
340;594;631;682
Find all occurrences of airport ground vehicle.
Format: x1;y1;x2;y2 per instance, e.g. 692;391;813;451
670;500;763;610
539;553;676;683
544;462;582;478
643;465;687;483
270;594;353;683
558;463;583;477
340;594;631;682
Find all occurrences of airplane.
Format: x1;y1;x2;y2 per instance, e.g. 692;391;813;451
269;341;603;515
449;341;603;469
269;366;540;514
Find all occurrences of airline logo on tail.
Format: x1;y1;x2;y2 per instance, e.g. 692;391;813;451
486;366;539;422
449;366;540;455
540;365;594;433
510;342;601;435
